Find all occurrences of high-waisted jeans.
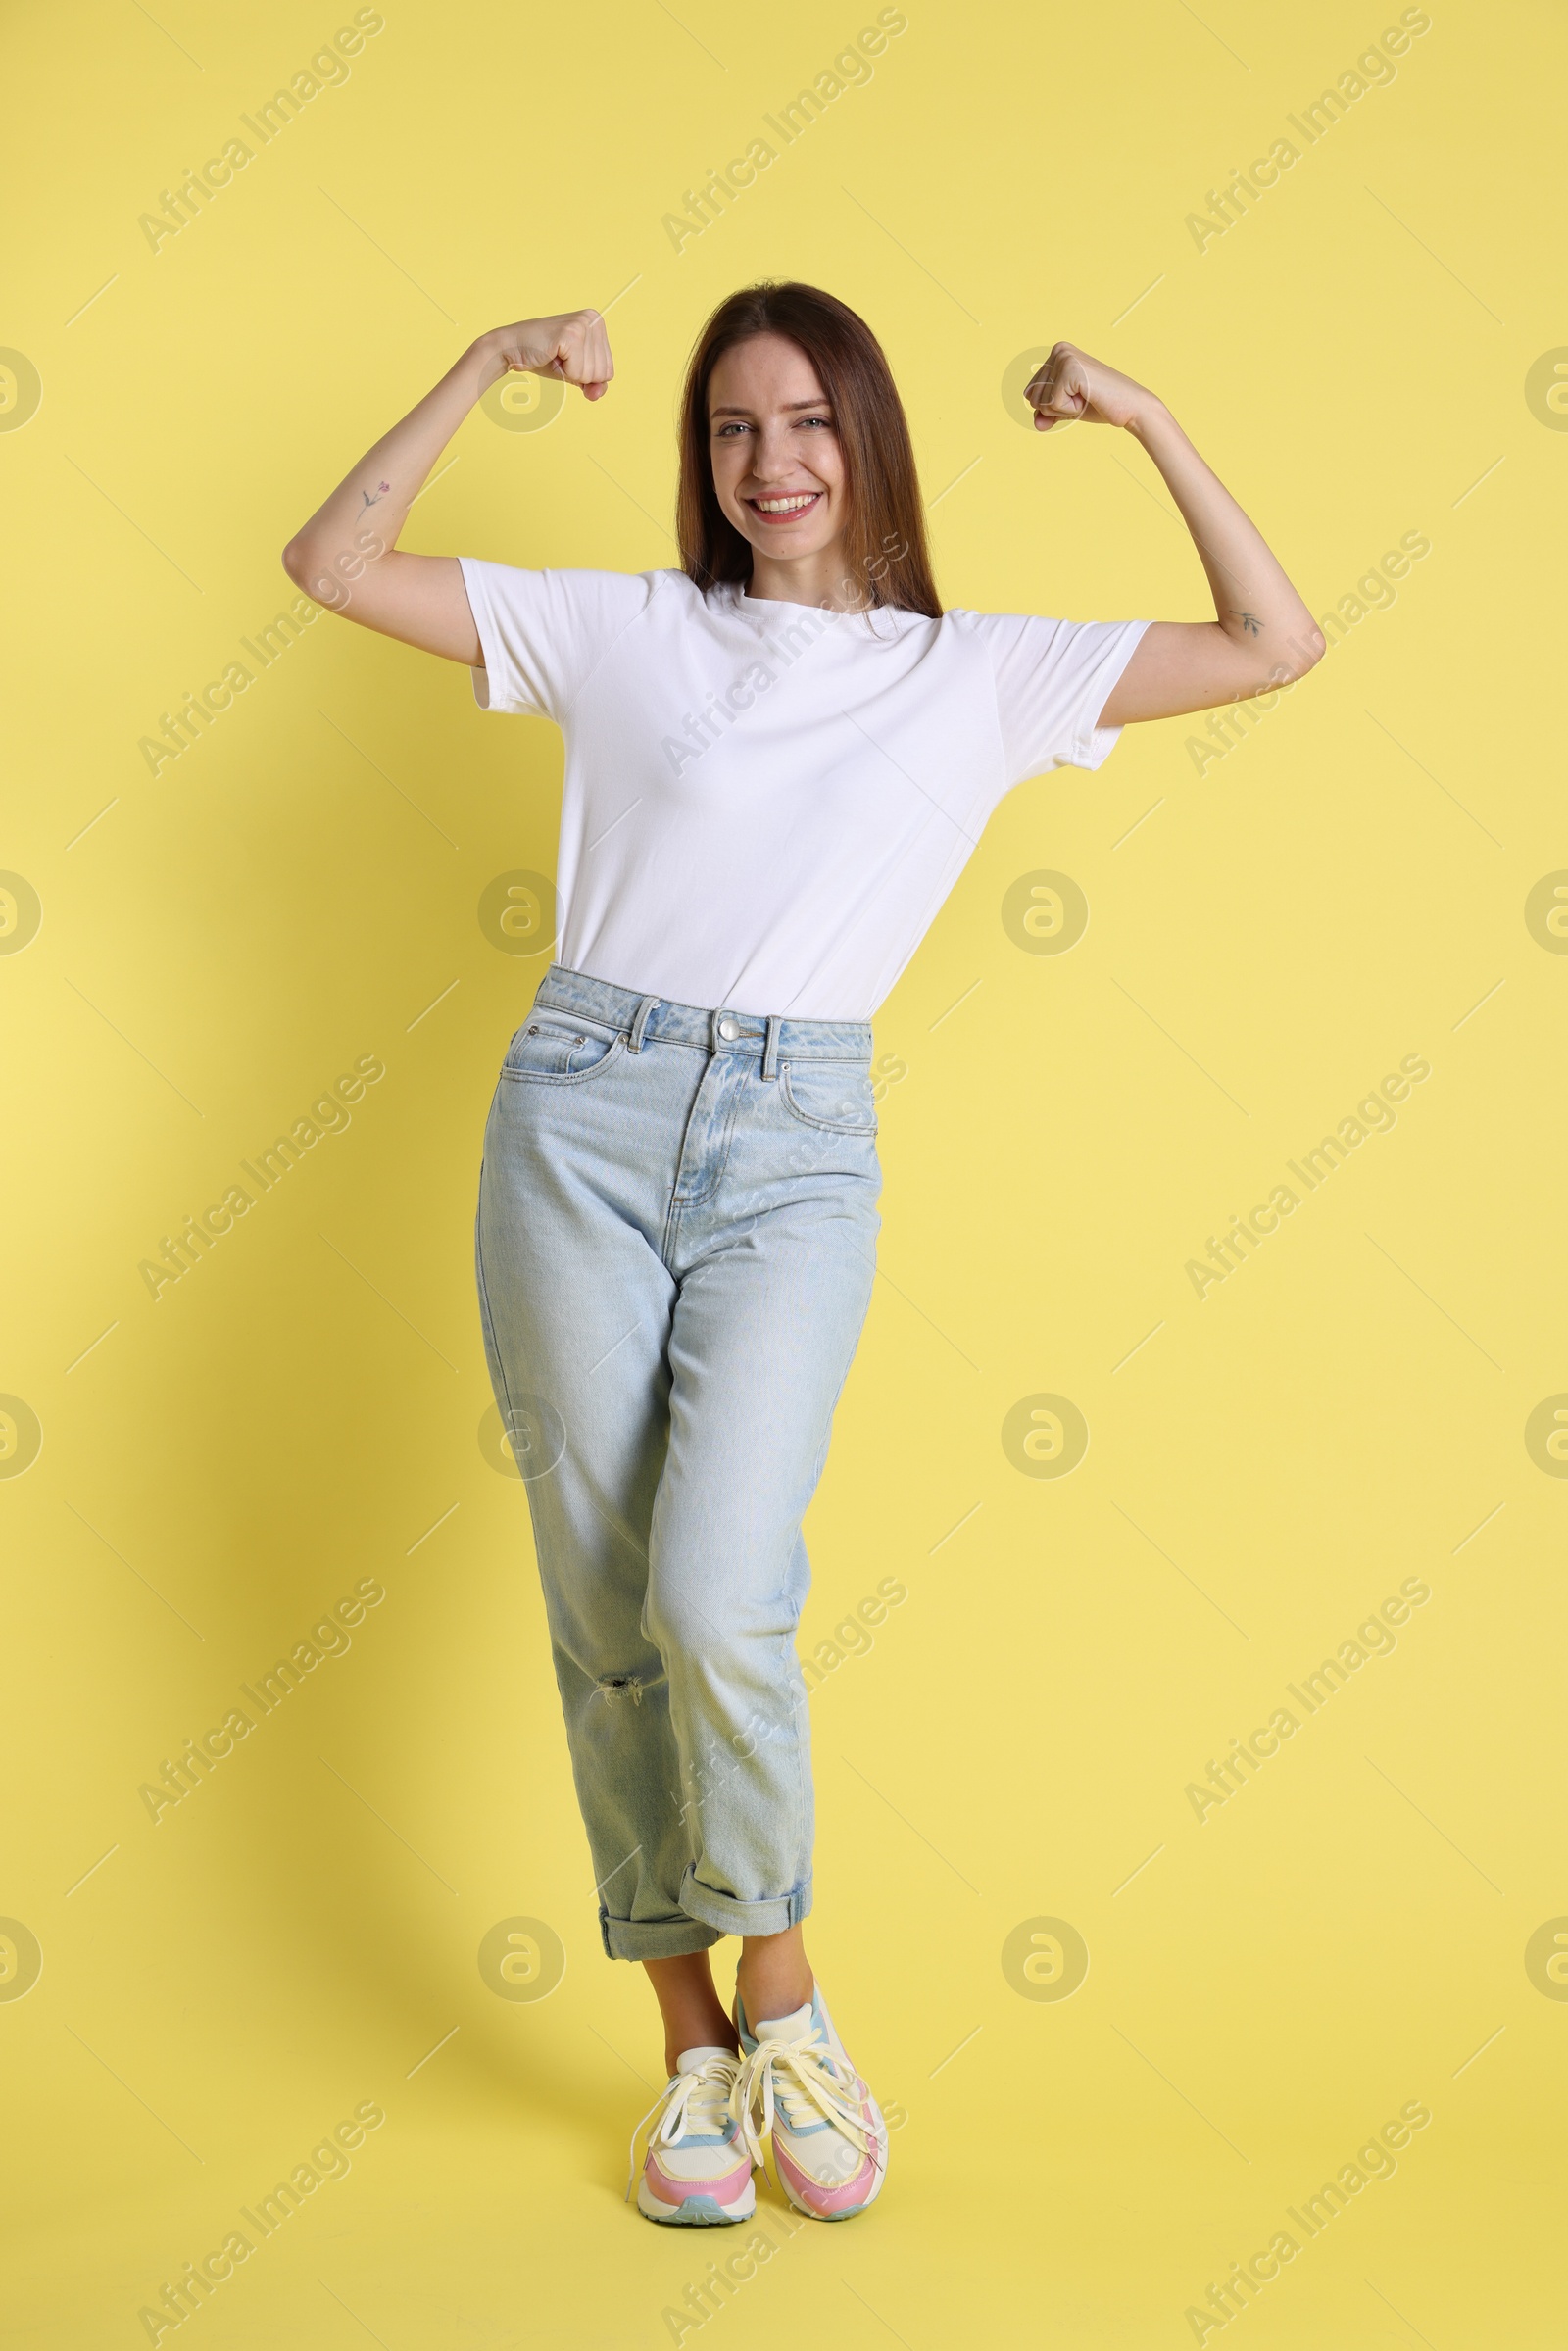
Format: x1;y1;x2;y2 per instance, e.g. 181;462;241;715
475;964;882;1960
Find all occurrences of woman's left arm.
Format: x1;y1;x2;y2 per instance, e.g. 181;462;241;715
1024;341;1325;723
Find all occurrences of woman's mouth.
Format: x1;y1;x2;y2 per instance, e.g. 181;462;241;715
745;491;824;526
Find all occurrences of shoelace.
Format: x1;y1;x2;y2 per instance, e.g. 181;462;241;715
731;2032;880;2177
625;2051;744;2201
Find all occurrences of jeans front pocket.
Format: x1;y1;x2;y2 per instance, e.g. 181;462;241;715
779;1058;879;1135
501;1012;626;1086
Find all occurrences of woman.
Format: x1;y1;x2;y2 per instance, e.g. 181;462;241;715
282;282;1321;2228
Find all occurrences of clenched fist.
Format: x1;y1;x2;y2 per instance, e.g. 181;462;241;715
478;310;614;402
1024;342;1155;432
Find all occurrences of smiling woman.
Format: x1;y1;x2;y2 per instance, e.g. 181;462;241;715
277;272;1323;2233
676;281;939;620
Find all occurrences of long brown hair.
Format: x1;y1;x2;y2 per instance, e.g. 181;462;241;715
675;281;942;620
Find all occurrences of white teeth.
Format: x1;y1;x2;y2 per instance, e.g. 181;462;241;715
753;494;818;513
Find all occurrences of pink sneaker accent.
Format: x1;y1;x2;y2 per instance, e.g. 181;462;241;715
643;2150;754;2209
774;2134;877;2216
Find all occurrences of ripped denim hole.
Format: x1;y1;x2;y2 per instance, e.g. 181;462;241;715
596;1674;645;1705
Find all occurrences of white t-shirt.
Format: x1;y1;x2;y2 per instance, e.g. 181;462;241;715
459;560;1149;1020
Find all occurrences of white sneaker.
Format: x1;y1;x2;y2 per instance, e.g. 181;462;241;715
734;1986;888;2220
628;2046;756;2226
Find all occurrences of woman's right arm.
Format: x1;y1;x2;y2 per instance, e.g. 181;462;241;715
280;309;613;664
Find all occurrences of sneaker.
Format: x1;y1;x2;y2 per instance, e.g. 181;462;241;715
627;2046;756;2226
733;1986;888;2221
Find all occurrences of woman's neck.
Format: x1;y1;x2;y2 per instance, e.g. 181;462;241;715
744;541;872;613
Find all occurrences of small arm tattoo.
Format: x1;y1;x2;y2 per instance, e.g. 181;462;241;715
1229;610;1262;635
360;477;391;513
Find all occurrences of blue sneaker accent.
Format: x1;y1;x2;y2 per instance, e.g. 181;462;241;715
647;2192;732;2227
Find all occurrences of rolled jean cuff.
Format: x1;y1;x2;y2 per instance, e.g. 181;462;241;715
677;1865;813;1940
600;1906;725;1963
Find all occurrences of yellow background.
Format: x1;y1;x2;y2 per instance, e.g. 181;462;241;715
4;0;1566;2341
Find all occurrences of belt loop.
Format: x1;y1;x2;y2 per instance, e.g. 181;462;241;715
761;1014;781;1080
628;995;659;1053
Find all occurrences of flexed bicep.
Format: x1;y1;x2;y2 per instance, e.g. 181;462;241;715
280;312;614;665
1023;340;1324;728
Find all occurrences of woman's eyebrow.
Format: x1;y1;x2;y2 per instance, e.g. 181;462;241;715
709;399;832;417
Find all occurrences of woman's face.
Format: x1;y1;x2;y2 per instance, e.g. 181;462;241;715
707;332;847;569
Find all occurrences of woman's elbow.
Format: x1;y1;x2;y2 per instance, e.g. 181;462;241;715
1278;625;1327;683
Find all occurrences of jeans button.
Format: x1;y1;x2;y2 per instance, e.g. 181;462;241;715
718;1016;739;1041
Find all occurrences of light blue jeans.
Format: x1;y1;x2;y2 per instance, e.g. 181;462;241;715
475;964;882;1960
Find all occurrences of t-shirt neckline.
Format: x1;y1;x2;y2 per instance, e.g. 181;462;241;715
713;579;919;631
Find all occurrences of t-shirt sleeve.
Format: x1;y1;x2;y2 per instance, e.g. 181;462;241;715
962;611;1152;788
456;559;662;720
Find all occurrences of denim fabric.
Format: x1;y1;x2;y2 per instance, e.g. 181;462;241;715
475;964;882;1960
